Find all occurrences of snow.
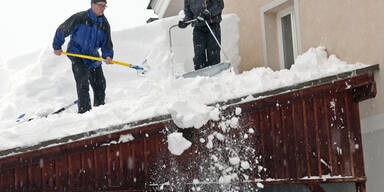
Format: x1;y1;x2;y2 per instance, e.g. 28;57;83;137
229;156;240;165
235;107;242;116
118;134;135;143
167;132;192;156
240;161;250;170
169;101;220;129
0;13;369;152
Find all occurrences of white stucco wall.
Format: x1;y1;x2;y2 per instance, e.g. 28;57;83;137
362;115;384;192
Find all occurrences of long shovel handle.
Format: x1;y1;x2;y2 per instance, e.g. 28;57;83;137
204;21;230;62
169;19;197;50
61;52;144;70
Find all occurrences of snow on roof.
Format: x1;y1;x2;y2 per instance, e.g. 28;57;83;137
0;14;369;152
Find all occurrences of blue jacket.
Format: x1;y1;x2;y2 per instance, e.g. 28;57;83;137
53;9;113;69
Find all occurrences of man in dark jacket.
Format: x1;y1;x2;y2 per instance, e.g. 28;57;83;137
53;0;113;114
178;0;224;70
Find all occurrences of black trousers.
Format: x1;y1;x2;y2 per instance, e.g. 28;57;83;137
71;58;106;113
193;23;221;70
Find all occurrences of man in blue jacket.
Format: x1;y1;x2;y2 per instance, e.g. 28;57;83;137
53;0;113;114
178;0;224;70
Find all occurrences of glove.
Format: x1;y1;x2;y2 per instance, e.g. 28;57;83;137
178;20;189;29
197;9;211;21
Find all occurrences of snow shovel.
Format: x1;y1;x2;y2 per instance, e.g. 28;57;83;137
169;19;232;78
61;52;147;75
16;100;78;124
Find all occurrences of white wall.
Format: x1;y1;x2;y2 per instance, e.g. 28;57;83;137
361;114;384;192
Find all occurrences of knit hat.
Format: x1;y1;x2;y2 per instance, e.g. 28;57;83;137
92;0;107;3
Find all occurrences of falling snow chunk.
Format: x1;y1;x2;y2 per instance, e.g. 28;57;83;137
167;132;192;156
241;161;250;169
256;182;264;188
226;117;239;129
345;82;352;89
219;121;228;132
229;156;240;165
219;175;232;184
337;147;343;155
258;165;264;172
235;107;242;116
118;134;135;143
330;101;336;109
248;128;255;134
206;134;215;149
211;154;219;162
215;132;225;141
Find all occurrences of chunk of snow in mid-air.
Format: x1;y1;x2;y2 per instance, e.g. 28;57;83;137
229;156;240;165
167;132;192;156
241;161;250;170
118;134;135;143
235;107;241;116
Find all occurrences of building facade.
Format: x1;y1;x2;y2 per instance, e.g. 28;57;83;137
147;0;384;191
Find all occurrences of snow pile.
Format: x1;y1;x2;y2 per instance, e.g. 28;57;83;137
169;101;220;129
290;46;358;78
0;12;368;153
0;14;239;150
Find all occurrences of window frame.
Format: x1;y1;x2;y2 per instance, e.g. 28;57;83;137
276;6;298;69
260;0;302;70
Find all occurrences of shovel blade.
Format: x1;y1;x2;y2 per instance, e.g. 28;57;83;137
182;62;231;78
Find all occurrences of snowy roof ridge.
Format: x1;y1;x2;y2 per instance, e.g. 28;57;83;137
0;64;378;158
214;64;379;107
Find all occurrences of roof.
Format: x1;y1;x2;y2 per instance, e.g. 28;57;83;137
0;64;379;158
0;64;378;191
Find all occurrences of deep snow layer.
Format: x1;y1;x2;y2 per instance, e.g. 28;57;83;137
0;14;368;151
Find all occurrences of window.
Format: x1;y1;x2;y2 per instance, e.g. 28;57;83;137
277;7;297;69
260;0;301;70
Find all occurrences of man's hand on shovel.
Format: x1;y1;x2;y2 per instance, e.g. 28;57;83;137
54;49;62;56
105;57;113;64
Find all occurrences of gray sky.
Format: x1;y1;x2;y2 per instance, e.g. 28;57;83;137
0;0;155;61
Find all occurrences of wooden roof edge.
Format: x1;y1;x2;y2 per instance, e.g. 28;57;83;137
0;114;172;158
0;64;379;159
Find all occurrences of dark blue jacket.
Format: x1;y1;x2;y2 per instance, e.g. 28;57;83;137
53;9;113;69
184;0;224;27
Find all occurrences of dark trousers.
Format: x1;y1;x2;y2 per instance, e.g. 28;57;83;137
71;58;106;114
193;23;221;70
